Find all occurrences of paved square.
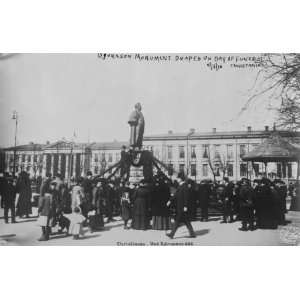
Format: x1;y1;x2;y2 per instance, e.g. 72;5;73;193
2;208;298;246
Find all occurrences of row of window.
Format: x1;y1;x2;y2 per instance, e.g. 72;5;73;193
166;163;294;178
163;144;259;160
93;153;120;163
9;154;43;164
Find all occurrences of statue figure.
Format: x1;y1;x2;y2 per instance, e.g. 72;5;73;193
128;102;145;149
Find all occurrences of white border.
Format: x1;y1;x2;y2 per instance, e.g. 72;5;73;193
1;1;300;300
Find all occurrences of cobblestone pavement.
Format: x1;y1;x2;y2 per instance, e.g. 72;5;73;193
1;208;298;246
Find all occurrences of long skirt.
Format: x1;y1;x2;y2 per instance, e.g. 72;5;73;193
16;196;32;217
132;215;149;230
89;214;104;231
152;216;171;230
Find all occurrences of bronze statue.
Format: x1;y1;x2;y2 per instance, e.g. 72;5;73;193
128;102;145;149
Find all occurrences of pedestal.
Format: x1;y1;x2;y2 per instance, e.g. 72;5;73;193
128;165;144;184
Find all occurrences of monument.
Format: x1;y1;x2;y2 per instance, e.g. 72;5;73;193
128;102;145;149
94;102;171;183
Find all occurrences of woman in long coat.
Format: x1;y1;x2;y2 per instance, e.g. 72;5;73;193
151;178;171;230
89;181;105;232
132;180;151;230
16;171;32;218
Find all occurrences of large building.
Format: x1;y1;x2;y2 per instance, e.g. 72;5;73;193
2;127;300;181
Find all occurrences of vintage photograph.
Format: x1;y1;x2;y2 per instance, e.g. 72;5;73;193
0;53;299;245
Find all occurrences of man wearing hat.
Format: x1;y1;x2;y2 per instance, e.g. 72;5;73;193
238;178;255;231
166;172;196;239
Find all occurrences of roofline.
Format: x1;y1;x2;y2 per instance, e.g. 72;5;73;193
144;130;300;141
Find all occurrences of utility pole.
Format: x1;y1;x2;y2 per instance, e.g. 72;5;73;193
12;110;18;176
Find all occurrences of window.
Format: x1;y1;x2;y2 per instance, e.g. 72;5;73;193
202;145;209;158
277;163;282;178
116;153;120;161
94;154;98;162
240;163;247;177
28;155;32;163
179;164;185;174
101;153;105;161
253;163;259;176
191;164;196;176
148;146;153;153
282;164;287;178
22;154;25;162
288;163;292;178
214;145;220;159
108;153;113;162
227;163;233;177
155;149;160;158
26;166;30;172
167;146;173;160
191;145;196;158
94;166;98;174
202;164;208;176
168;164;173;176
214;163;220;176
33;155;37;162
227;144;233;160
179;146;185;159
240;145;246;157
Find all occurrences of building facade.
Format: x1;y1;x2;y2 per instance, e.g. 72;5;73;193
2;127;300;182
143;127;300;181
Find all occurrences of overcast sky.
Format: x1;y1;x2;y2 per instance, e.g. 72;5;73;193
0;53;277;147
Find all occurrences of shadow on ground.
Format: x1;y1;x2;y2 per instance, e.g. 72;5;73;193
173;229;210;239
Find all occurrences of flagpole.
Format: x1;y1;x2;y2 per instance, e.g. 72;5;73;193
68;130;76;187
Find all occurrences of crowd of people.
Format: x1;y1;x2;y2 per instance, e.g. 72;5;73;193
0;169;299;241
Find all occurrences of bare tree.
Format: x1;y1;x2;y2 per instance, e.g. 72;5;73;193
217;153;230;178
239;54;300;130
206;145;218;182
277;94;300;131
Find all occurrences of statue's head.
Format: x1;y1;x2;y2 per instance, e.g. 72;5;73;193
134;102;142;111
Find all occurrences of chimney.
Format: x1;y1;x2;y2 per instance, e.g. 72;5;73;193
46;141;50;145
189;128;195;134
212;128;216;133
168;130;173;134
247;126;252;132
265;125;269;132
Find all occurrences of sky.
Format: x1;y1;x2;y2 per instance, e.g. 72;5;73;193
0;53;277;147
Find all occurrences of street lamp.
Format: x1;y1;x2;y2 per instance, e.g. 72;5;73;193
12;110;18;176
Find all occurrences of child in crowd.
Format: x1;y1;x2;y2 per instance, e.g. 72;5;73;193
67;206;86;240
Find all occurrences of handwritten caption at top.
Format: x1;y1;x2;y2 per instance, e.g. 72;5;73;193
97;53;263;71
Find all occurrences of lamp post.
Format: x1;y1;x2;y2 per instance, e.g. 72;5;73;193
12;110;18;176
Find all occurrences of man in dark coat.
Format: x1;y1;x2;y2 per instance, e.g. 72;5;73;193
15;171;32;218
222;177;235;223
238;179;255;231
274;180;287;225
198;181;211;221
166;173;196;239
80;171;93;217
187;179;197;221
255;178;277;229
1;176;16;223
37;181;56;241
